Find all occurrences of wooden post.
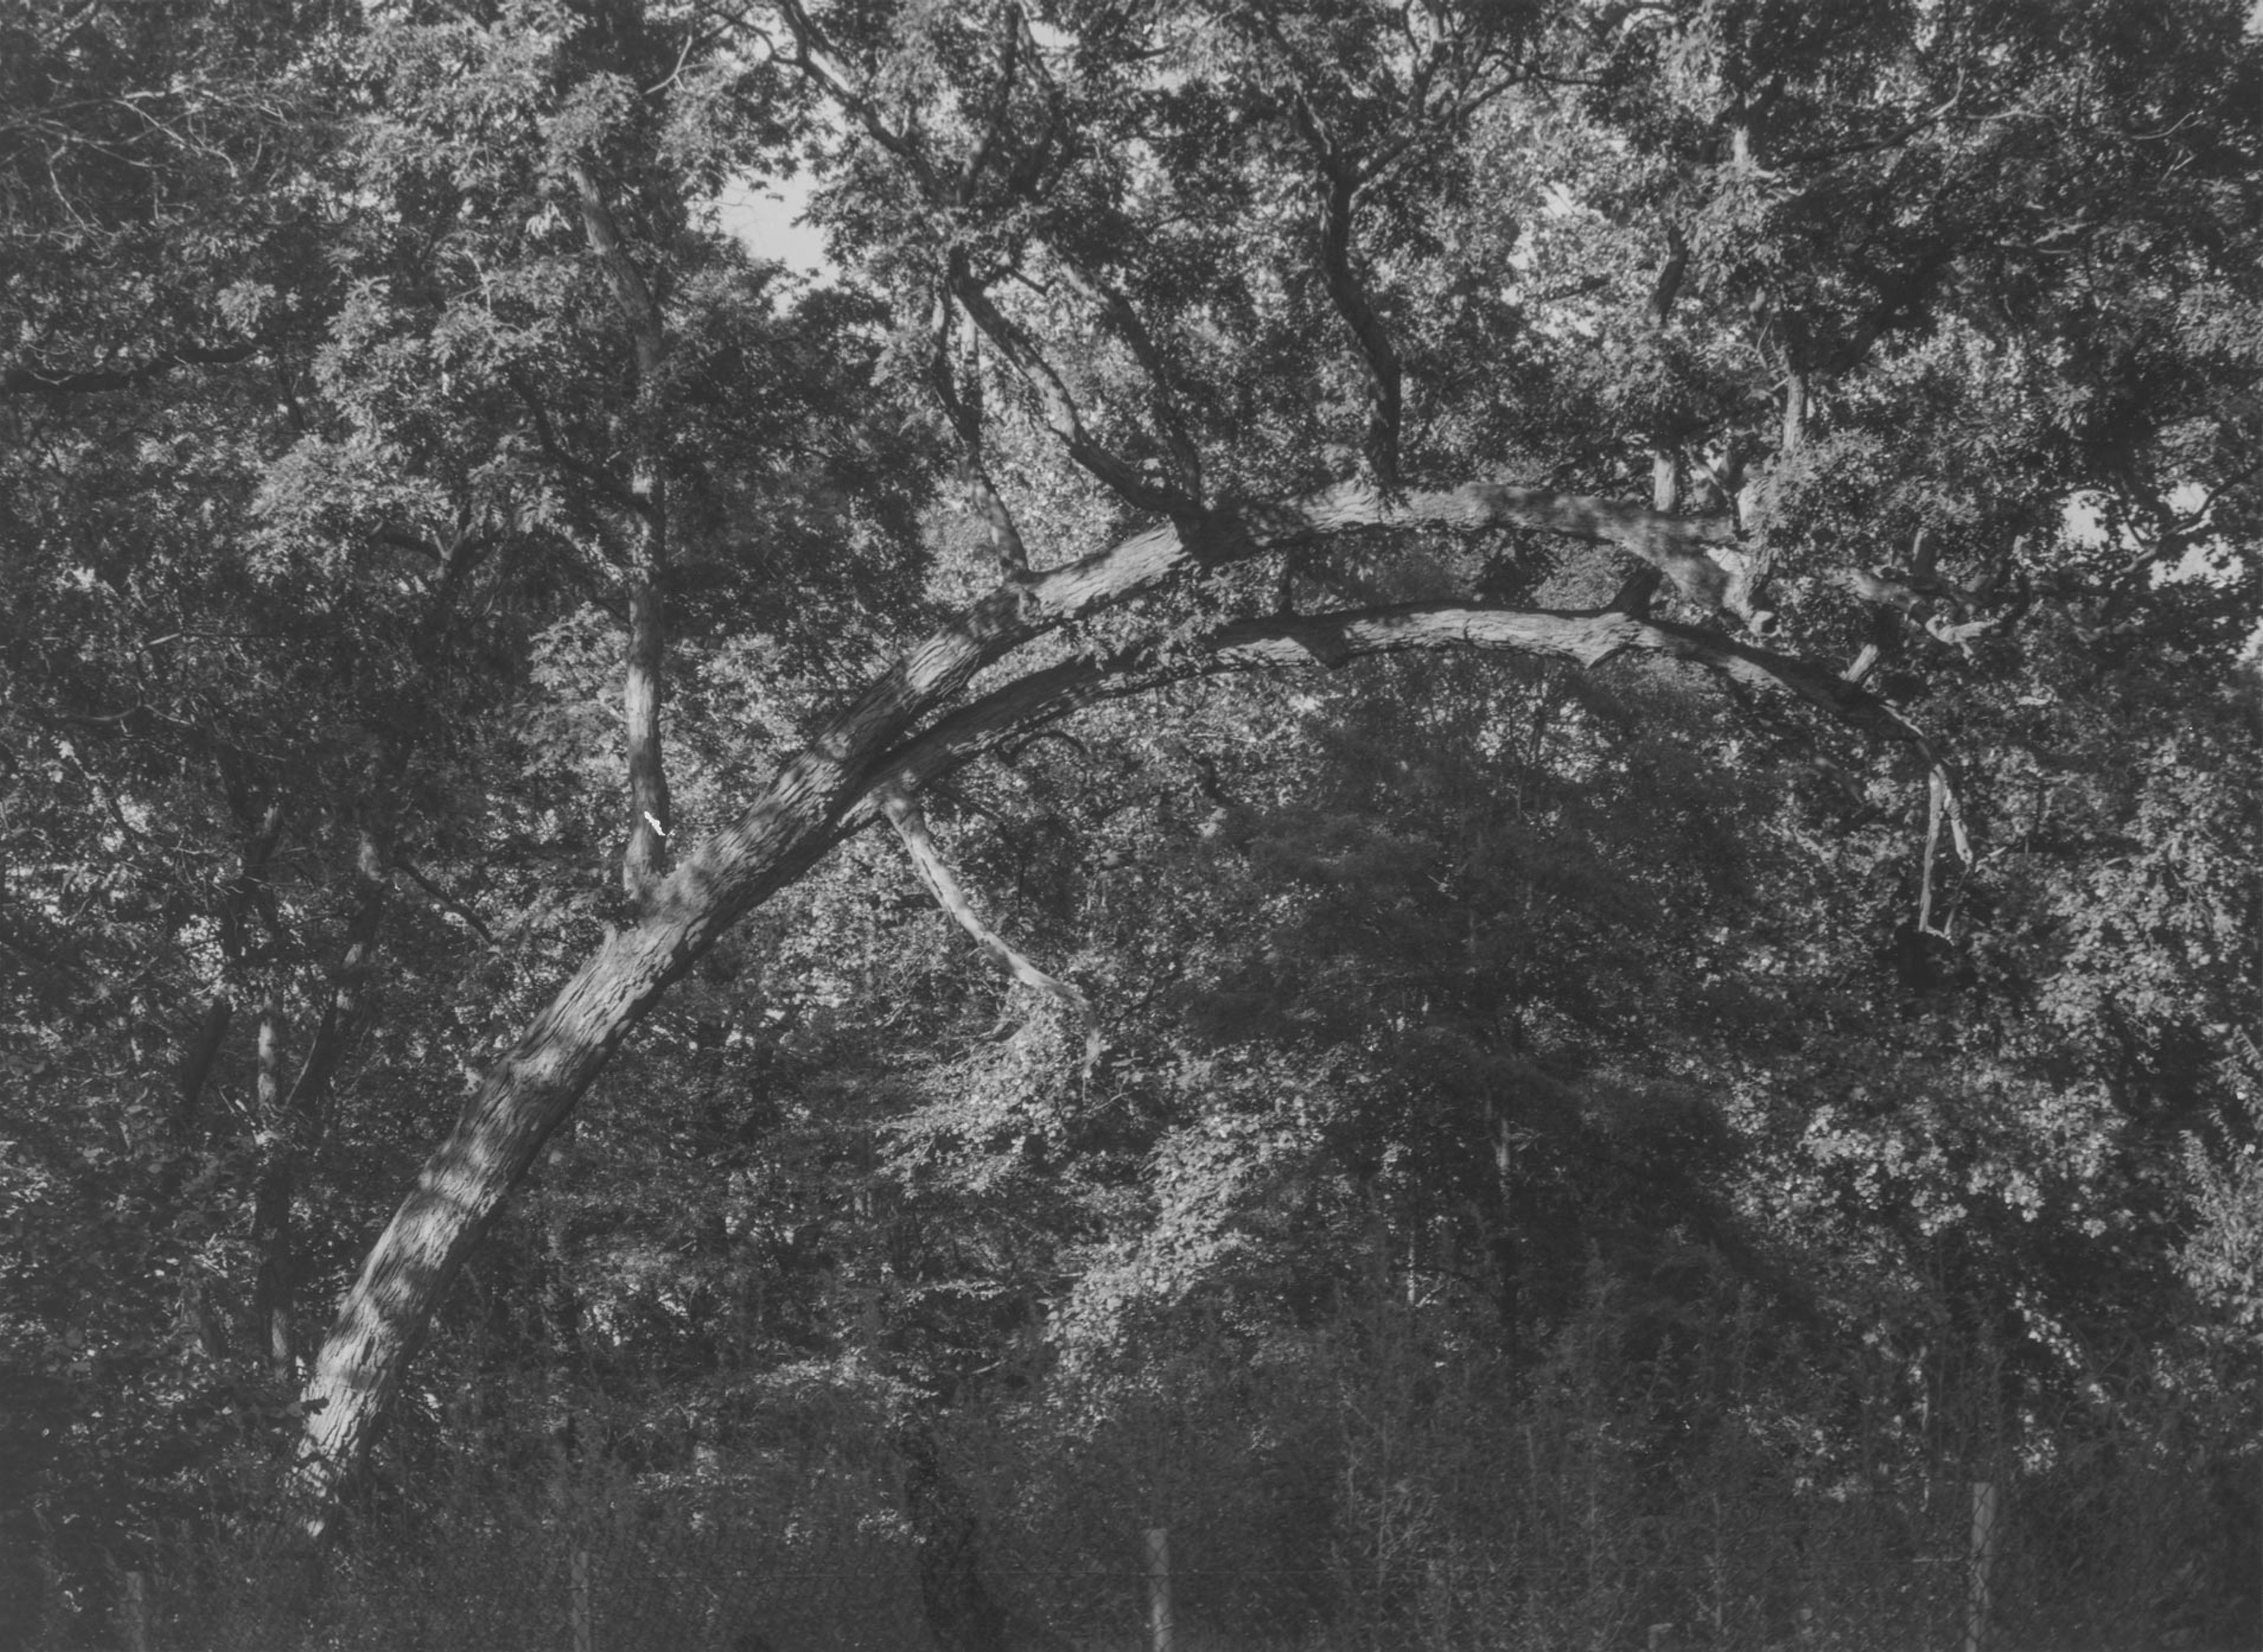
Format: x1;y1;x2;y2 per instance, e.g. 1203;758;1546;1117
121;1570;150;1652
1962;1481;2000;1652
1145;1527;1174;1652
572;1545;594;1652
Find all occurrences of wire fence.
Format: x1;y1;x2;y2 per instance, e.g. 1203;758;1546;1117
94;1462;2253;1652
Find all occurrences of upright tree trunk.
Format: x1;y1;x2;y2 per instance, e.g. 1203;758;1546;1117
1646;222;1688;523
249;1167;300;1382
898;1425;1010;1652
251;832;392;1384
624;563;671;900
538;1128;584;1364
1484;1086;1522;1362
249;985;292;1380
176;798;286;1137
570;159;674;906
173;996;233;1135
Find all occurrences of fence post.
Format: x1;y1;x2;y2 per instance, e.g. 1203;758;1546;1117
1145;1527;1174;1652
1962;1481;2000;1652
571;1545;593;1652
121;1570;150;1652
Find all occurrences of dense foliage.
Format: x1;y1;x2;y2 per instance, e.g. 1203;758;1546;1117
3;0;2258;1646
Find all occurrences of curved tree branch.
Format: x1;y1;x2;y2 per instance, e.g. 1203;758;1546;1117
882;787;1099;1078
1;341;257;397
287;471;1839;1539
862;599;1935;819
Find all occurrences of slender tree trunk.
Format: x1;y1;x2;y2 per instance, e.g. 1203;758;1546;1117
1485;1087;1521;1359
928;292;1032;576
624;561;671;900
1311;150;1403;491
251;832;392;1384
176;799;287;1136
570;158;674;906
174;996;233;1134
1648;223;1687;523
249;984;293;1380
899;1425;1010;1652
249;1174;300;1383
539;1127;583;1364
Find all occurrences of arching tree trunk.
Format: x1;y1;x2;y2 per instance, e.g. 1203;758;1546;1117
287;484;1924;1544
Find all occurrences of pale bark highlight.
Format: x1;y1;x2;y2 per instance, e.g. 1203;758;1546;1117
884;788;1100;1078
